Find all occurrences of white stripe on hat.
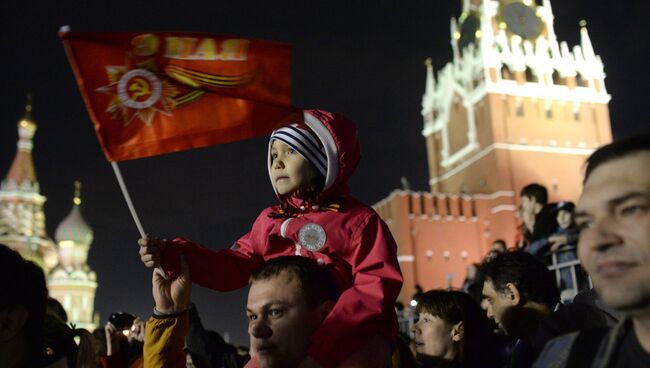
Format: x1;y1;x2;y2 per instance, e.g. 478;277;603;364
274;126;327;170
270;125;327;177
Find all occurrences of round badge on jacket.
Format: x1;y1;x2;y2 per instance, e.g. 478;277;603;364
298;223;327;252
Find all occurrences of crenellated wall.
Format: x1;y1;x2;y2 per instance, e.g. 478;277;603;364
374;190;518;303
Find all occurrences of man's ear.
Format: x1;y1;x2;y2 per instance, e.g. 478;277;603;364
505;283;521;306
0;306;29;342
451;321;464;342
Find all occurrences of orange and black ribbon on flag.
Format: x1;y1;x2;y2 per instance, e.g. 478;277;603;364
61;30;298;161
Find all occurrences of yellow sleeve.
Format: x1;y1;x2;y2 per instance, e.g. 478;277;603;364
144;312;189;368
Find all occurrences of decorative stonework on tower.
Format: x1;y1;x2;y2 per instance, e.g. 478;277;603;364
0;95;58;270
375;0;613;304
48;181;98;330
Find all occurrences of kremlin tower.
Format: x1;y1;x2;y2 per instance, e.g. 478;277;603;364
0;96;97;330
374;0;612;304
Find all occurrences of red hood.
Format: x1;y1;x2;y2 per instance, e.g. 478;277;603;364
268;109;361;202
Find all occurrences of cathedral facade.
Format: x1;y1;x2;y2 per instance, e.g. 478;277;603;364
0;98;97;330
374;0;612;304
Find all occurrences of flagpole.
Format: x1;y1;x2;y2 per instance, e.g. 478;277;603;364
111;162;146;238
111;162;170;279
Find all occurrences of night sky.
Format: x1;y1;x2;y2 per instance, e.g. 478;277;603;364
1;0;648;345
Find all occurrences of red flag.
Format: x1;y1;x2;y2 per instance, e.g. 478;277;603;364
61;30;297;161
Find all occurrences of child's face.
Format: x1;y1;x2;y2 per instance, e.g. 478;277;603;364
556;209;573;229
270;140;319;195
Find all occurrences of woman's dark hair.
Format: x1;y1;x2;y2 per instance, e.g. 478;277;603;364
415;290;499;368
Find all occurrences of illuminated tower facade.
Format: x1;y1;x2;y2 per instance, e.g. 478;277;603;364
423;0;611;198
375;0;612;303
1;97;97;330
0;96;58;271
48;182;98;330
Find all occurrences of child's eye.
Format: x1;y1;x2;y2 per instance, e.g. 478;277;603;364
287;148;295;154
271;153;278;160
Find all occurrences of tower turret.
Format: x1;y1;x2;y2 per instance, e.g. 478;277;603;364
421;0;612;200
48;181;97;330
0;95;58;270
55;181;93;267
372;0;615;304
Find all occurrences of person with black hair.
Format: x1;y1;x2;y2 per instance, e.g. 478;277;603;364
534;132;650;367
519;183;558;248
481;251;559;367
0;243;47;368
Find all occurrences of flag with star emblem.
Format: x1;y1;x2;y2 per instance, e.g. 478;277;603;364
61;29;296;161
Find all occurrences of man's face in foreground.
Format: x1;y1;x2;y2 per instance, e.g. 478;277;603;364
576;152;650;314
247;271;322;368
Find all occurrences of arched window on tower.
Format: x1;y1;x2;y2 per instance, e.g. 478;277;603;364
576;73;589;87
525;67;538;83
552;70;566;85
501;65;513;80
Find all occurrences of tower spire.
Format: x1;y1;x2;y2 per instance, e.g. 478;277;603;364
74;181;82;205
424;58;435;96
422;58;437;116
579;20;596;62
17;93;37;153
4;94;38;186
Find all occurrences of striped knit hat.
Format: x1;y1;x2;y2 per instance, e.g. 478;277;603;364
269;123;327;178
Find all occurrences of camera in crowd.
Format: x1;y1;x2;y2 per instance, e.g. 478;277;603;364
108;312;136;336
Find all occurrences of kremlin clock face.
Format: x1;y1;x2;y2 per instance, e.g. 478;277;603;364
459;13;480;50
500;2;543;40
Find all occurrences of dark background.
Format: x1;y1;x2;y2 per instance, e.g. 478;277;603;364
1;0;648;345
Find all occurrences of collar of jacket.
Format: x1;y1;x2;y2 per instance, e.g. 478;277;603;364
592;316;632;368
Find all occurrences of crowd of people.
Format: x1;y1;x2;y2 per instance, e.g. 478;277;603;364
0;109;648;368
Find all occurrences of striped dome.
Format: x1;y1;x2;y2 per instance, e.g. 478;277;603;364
55;204;93;245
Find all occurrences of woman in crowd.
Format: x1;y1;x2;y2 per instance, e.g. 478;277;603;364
411;290;502;368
